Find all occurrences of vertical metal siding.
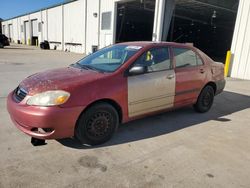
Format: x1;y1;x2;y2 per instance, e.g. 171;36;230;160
63;0;86;53
231;0;250;80
99;0;117;49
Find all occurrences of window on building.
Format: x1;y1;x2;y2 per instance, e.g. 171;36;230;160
21;25;24;32
101;12;112;30
173;48;200;68
38;22;42;32
134;47;171;72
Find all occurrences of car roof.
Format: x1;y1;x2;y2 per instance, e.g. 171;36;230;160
115;41;213;63
116;41;195;48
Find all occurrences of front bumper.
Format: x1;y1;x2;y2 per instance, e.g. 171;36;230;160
7;91;84;139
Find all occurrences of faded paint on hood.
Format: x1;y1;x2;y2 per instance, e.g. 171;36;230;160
19;66;106;95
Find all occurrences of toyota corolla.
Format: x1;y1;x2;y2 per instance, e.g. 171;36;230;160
7;42;225;145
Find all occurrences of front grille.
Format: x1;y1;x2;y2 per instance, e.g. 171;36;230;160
14;87;28;102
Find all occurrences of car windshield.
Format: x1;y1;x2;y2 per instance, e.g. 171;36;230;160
75;45;142;72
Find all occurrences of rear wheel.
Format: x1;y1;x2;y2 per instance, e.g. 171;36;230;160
194;85;214;113
75;103;119;146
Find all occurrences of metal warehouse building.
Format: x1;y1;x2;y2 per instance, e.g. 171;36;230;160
1;0;250;80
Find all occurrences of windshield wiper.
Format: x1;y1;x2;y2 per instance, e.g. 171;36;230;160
85;65;104;73
75;63;105;73
74;63;90;70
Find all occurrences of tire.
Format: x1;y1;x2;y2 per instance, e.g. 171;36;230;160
194;85;215;113
0;43;4;48
75;103;119;146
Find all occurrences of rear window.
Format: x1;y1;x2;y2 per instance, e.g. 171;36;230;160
173;48;203;68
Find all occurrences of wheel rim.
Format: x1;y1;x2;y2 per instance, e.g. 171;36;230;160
202;91;213;107
86;111;113;139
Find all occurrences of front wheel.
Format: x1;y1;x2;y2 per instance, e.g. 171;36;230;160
0;43;4;48
194;85;214;113
75;103;119;146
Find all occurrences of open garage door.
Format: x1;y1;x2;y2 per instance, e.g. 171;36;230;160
165;0;239;62
115;0;155;43
31;19;38;46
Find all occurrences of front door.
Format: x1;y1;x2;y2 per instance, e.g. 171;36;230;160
128;47;175;117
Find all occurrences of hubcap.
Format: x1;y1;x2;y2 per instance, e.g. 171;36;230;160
86;111;113;139
203;92;212;107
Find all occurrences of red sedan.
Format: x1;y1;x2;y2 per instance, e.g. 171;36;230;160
7;42;225;145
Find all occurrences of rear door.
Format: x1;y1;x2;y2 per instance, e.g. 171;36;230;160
127;46;175;117
172;47;206;107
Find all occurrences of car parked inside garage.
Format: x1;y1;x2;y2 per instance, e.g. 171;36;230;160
7;42;225;145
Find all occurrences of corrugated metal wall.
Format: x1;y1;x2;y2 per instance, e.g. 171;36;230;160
230;0;250;80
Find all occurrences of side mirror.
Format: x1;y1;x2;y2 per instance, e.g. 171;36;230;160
129;65;147;76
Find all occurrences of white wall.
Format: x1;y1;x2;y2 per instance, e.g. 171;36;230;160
1;0;127;54
19;15;30;44
13;18;19;42
230;0;250;80
47;6;63;50
64;0;86;53
99;0;117;50
1;0;161;55
85;0;100;54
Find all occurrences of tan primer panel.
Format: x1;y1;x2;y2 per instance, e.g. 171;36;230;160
128;70;175;117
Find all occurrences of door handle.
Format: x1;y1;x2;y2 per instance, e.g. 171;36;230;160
200;69;205;74
167;74;175;79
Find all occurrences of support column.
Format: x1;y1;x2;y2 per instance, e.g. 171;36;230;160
152;0;175;42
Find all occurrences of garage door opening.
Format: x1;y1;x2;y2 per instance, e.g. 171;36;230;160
166;0;239;62
31;19;38;46
115;0;155;43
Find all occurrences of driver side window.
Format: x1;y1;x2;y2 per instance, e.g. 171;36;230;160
134;47;171;72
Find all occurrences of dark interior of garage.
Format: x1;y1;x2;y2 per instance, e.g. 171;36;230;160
166;0;239;62
116;0;155;43
115;0;239;62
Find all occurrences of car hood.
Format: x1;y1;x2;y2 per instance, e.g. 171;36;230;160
19;66;106;95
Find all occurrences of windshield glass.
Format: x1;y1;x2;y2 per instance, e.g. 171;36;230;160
76;45;142;72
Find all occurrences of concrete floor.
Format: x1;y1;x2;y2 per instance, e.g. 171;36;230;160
0;44;250;188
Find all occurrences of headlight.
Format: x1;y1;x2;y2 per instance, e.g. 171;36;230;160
27;90;70;106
